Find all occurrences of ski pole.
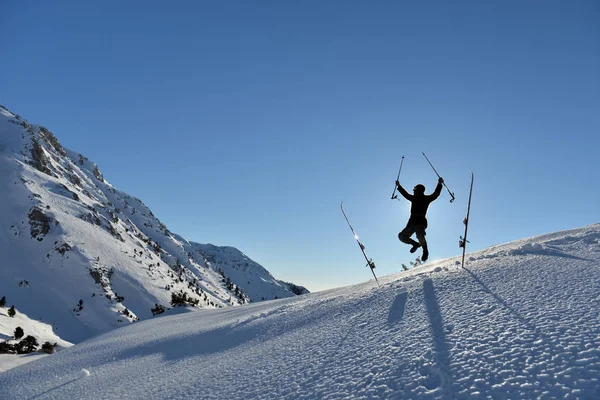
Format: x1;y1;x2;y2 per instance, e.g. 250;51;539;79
460;170;474;268
391;156;404;199
422;152;455;203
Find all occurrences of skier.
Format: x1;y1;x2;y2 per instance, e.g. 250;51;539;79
395;177;444;261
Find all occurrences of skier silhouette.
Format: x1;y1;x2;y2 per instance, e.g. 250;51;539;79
395;177;444;261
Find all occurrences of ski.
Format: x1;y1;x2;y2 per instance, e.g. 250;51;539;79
340;202;380;286
459;170;474;268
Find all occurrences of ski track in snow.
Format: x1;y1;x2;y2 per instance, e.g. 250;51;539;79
0;225;599;399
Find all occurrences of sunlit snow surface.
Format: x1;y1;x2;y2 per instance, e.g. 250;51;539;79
1;224;599;399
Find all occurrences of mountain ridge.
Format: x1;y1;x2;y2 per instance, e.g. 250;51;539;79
0;104;308;344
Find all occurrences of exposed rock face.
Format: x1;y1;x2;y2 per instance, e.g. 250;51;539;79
30;140;52;176
93;165;104;182
28;207;51;240
55;242;72;255
89;267;113;288
39;126;67;157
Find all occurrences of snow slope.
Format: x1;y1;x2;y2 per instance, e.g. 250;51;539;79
0;105;307;345
1;224;598;399
0;306;73;373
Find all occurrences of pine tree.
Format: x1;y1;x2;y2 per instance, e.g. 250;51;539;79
16;335;38;354
151;304;165;316
0;296;6;307
14;327;24;340
41;341;57;354
0;341;16;354
8;305;16;317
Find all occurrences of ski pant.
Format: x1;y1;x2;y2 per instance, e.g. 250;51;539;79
398;216;428;247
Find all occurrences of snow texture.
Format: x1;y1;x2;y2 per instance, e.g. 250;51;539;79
1;224;599;399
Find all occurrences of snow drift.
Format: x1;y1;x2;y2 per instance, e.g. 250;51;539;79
1;223;598;399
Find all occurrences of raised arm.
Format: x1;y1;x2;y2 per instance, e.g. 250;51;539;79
396;180;413;201
429;178;444;201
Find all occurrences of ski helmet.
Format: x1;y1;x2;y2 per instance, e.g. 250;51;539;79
414;184;425;194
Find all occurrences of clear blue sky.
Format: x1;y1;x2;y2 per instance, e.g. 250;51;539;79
2;1;599;292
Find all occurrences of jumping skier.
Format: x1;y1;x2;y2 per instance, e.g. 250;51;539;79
395;177;444;261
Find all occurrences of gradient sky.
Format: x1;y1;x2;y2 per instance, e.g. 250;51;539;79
2;1;599;292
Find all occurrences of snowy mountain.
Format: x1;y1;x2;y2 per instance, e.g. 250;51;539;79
1;223;598;398
0;105;307;345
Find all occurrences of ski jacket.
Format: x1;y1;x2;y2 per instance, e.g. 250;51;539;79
398;182;443;219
